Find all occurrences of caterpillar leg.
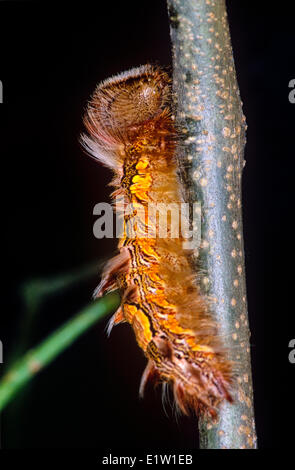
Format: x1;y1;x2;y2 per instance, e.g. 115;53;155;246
93;247;131;298
106;307;125;336
139;360;160;398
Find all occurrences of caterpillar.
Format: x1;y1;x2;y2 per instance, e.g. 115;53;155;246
82;64;233;418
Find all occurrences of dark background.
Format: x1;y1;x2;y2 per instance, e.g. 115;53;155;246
0;0;294;450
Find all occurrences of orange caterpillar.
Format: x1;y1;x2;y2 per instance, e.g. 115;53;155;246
82;65;233;417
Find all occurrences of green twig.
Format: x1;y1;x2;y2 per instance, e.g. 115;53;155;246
8;262;101;366
21;262;101;313
0;291;120;412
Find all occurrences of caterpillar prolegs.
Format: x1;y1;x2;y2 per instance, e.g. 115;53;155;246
82;65;233;418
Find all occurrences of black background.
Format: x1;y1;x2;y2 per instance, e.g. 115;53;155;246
0;0;294;451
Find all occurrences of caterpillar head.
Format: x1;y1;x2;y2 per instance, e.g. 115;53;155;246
83;65;171;142
81;64;172;169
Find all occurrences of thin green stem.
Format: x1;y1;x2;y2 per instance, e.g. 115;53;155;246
8;262;101;367
0;291;120;412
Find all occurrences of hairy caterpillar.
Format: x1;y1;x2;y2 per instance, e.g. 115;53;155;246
82;64;233;417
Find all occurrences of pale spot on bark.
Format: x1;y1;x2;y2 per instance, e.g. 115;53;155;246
232;220;238;229
222;126;231;137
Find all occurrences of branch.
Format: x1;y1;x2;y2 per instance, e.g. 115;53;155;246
7;262;100;367
167;0;257;449
0;291;120;412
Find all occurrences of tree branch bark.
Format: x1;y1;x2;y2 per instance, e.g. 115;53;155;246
167;0;257;449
